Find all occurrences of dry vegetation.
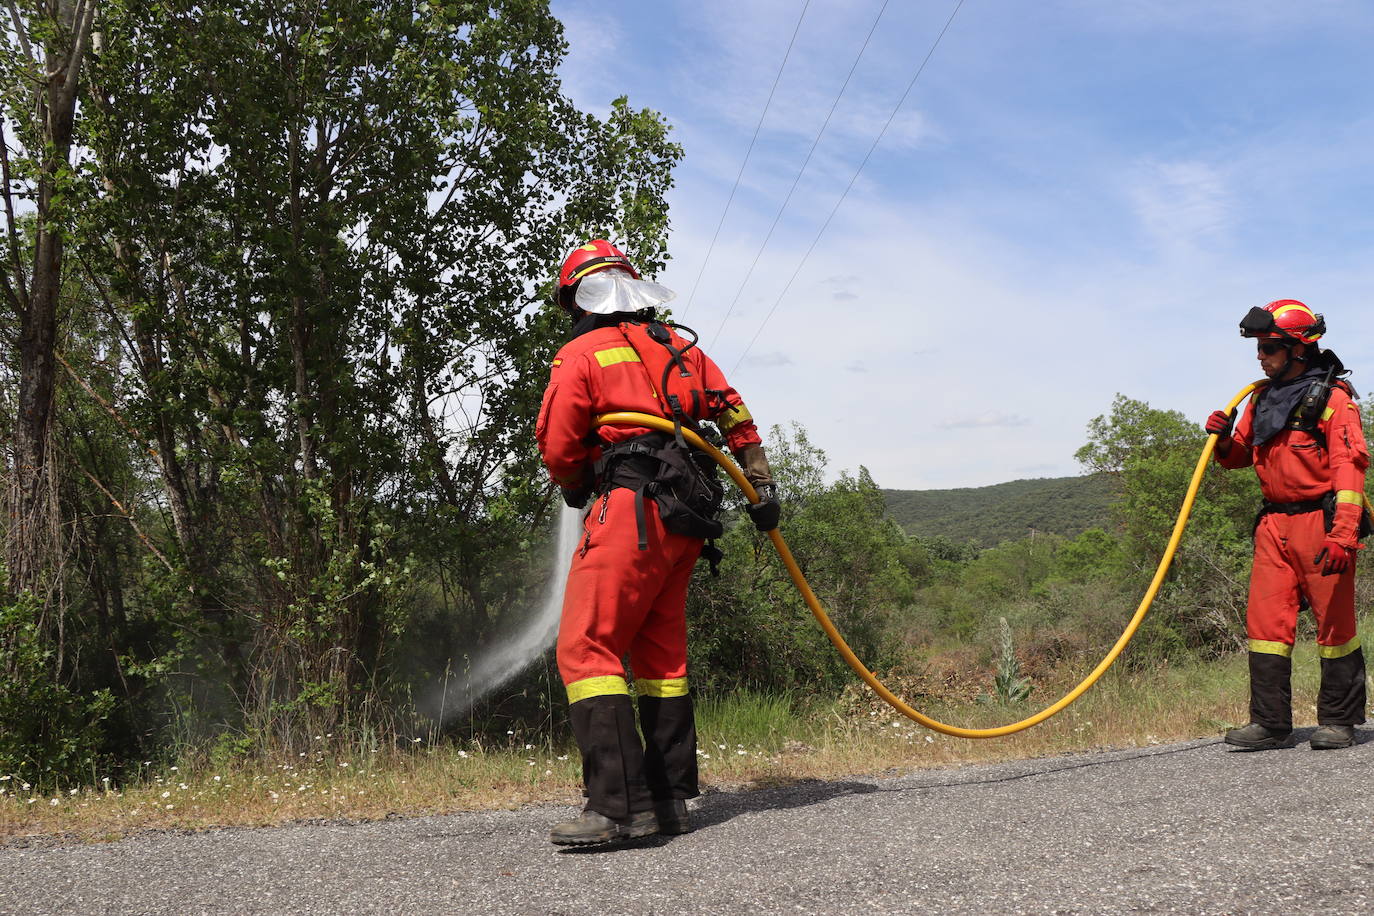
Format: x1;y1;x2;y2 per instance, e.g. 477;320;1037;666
4;648;1333;846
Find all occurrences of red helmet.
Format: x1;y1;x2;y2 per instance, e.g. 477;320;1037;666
1239;299;1326;344
557;240;639;312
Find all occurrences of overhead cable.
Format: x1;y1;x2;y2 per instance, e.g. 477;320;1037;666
730;0;965;374
705;0;891;351
680;0;812;317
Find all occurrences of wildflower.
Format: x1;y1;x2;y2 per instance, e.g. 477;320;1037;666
544;770;552;776
49;798;59;806
736;750;747;756
269;791;279;799
21;782;30;791
0;775;10;781
924;735;934;743
338;762;349;768
169;766;179;772
165;804;174;810
160;791;171;799
524;744;533;750
213;775;222;782
411;738;422;744
457;750;468;758
69;788;78;796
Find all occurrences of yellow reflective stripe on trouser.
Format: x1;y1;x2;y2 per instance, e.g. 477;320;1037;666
566;675;629;705
1249;639;1294;657
595;347;641;368
717;403;753;432
1320;636;1362;659
635;677;689;698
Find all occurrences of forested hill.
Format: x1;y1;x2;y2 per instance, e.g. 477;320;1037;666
882;474;1118;547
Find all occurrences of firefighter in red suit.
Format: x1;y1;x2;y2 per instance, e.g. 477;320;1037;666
536;240;780;844
1206;299;1369;751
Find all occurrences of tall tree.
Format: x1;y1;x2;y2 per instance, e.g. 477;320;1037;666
63;0;681;743
2;0;99;599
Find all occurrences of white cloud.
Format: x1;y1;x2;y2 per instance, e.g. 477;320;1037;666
1128;159;1232;253
938;413;1032;431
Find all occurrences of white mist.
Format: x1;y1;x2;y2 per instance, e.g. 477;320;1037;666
433;505;581;723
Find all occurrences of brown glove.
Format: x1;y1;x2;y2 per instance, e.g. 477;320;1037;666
732;444;774;489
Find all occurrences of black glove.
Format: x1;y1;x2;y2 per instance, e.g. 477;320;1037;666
745;484;781;532
1204;409;1234;438
560;482;593;510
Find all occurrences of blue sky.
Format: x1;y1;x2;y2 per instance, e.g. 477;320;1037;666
550;0;1374;489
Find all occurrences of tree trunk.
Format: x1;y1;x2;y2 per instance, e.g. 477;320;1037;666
5;0;97;599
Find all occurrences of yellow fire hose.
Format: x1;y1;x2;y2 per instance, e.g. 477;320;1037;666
596;381;1260;738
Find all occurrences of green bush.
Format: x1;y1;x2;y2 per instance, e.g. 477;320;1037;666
0;593;115;785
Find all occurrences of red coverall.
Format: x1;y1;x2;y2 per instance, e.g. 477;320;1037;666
1216;382;1369;729
536;319;762;818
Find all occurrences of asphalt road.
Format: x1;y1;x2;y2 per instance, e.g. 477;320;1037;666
6;730;1374;915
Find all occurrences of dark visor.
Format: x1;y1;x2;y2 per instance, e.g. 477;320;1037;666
1239;306;1277;338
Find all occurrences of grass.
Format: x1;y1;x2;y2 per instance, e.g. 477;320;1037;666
0;645;1340;845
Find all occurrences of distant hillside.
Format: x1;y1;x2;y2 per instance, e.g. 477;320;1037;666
882;474;1119;548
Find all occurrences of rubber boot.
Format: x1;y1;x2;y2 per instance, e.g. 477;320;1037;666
552;694;655;846
1317;647;1366;727
639;694;698;834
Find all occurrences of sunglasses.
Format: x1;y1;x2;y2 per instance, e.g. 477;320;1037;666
1256;340;1288;356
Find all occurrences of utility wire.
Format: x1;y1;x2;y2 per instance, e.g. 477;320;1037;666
705;0;891;352
680;0;812;318
730;0;965;375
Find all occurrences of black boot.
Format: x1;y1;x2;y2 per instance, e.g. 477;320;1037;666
1317;646;1366;727
1225;722;1292;750
553;694;654;845
1310;725;1356;750
639;693;699;834
550;808;658;846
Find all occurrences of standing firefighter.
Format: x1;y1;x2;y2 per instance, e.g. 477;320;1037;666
536;240;780;845
1206;299;1371;750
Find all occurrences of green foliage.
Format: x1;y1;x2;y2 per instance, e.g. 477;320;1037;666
1;592;116;785
687;425;926;695
882;473;1117;548
1;1;683;776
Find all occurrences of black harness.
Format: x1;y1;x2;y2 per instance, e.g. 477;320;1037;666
592;319;726;574
1251;361;1371;539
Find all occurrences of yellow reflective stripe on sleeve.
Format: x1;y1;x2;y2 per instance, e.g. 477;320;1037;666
634;677;689;698
1249;639;1294;657
1322;406;1334;421
717;403;754;432
594;347;642;368
1320;636;1362;659
566;675;629;705
1336;490;1364;505
552;358;562;368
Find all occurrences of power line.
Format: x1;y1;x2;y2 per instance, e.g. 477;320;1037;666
730;0;966;375
680;0;812;318
705;0;892;352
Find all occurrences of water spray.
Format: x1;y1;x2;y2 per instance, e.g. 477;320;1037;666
426;506;582;724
